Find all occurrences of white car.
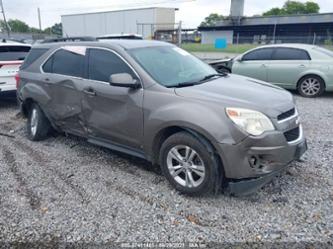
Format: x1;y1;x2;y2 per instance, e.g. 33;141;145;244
0;41;31;94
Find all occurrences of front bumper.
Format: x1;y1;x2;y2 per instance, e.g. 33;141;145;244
226;139;307;196
215;118;307;195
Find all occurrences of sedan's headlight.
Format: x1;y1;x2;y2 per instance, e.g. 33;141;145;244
226;108;275;136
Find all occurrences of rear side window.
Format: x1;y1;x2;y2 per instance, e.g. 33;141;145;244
272;48;311;60
43;48;85;77
88;48;136;82
0;45;30;61
242;48;274;61
21;48;48;70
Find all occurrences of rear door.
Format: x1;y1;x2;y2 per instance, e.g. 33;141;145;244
0;45;30;92
232;48;274;82
41;46;88;136
82;48;144;151
267;47;311;89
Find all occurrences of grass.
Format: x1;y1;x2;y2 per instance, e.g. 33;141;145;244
181;43;333;54
181;43;258;54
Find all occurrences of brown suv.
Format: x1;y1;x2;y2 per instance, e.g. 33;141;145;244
17;40;307;196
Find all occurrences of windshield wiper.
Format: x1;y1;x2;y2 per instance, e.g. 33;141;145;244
199;73;227;82
166;73;227;88
166;82;198;88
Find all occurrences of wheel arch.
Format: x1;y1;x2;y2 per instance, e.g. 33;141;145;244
297;72;327;89
150;125;226;177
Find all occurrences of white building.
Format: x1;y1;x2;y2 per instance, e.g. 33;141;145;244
61;7;176;39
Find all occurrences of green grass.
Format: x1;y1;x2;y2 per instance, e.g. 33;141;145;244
181;43;333;54
181;43;258;54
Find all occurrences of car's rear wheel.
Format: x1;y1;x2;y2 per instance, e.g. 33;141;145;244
297;75;325;98
27;103;51;141
160;132;222;196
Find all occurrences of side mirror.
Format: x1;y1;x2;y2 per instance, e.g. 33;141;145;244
236;56;243;62
109;73;140;88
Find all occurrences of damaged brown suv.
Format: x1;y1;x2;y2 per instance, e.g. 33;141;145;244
17;40;307;196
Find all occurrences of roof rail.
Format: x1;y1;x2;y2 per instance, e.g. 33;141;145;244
40;36;97;43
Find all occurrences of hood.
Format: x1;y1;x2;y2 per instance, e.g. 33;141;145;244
174;74;294;118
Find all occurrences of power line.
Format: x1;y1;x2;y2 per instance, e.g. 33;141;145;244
39;0;195;13
0;0;10;37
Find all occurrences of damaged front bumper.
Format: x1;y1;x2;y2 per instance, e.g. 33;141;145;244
227;139;307;196
216;124;308;196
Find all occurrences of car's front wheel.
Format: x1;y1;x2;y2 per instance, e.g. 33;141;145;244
160;132;222;196
27;103;51;141
297;75;325;98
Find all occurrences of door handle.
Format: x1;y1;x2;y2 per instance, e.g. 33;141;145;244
299;64;306;68
261;64;266;68
83;88;96;96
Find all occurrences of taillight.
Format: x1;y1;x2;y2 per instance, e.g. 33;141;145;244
15;73;20;89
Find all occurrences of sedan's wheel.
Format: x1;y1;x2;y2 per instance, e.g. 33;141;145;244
160;132;223;196
298;76;325;98
27;103;51;141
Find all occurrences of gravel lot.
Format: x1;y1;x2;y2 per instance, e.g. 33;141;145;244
0;91;332;247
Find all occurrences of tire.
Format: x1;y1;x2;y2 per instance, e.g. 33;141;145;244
27;103;51;141
297;75;325;98
159;131;223;196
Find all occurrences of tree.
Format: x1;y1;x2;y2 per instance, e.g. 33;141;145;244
7;19;30;33
263;1;320;16
50;23;62;36
200;13;224;27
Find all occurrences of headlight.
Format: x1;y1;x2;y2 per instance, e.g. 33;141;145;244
226;108;275;136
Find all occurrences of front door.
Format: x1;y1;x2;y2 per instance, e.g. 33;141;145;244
232;48;275;82
82;48;144;150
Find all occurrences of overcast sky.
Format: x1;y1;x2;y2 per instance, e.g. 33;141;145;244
3;0;333;29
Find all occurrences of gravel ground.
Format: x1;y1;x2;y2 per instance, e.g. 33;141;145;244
0;91;332;247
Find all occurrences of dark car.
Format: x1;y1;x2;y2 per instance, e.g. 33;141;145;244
16;40;307;196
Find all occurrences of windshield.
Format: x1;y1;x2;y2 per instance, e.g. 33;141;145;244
129;46;217;87
314;47;333;58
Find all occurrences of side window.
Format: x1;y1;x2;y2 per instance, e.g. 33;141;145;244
42;48;85;77
43;56;53;73
272;48;311;60
88;48;136;82
21;48;48;70
242;48;274;61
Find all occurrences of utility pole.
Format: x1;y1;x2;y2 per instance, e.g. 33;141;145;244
0;0;10;38
37;7;42;32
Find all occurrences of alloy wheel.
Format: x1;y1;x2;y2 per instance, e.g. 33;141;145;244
30;108;38;136
166;145;205;188
300;78;321;96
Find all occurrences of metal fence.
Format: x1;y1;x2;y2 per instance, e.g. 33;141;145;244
234;34;333;46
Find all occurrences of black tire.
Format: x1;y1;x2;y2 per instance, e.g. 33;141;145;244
297;75;325;98
27;103;51;141
159;131;223;196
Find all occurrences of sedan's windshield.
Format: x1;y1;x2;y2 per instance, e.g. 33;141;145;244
129;46;217;87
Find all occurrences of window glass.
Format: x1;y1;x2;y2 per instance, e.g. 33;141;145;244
42;49;85;77
88;48;136;82
242;48;274;61
43;56;53;73
53;49;85;77
129;46;216;87
0;45;31;61
272;48;310;60
21;48;48;69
